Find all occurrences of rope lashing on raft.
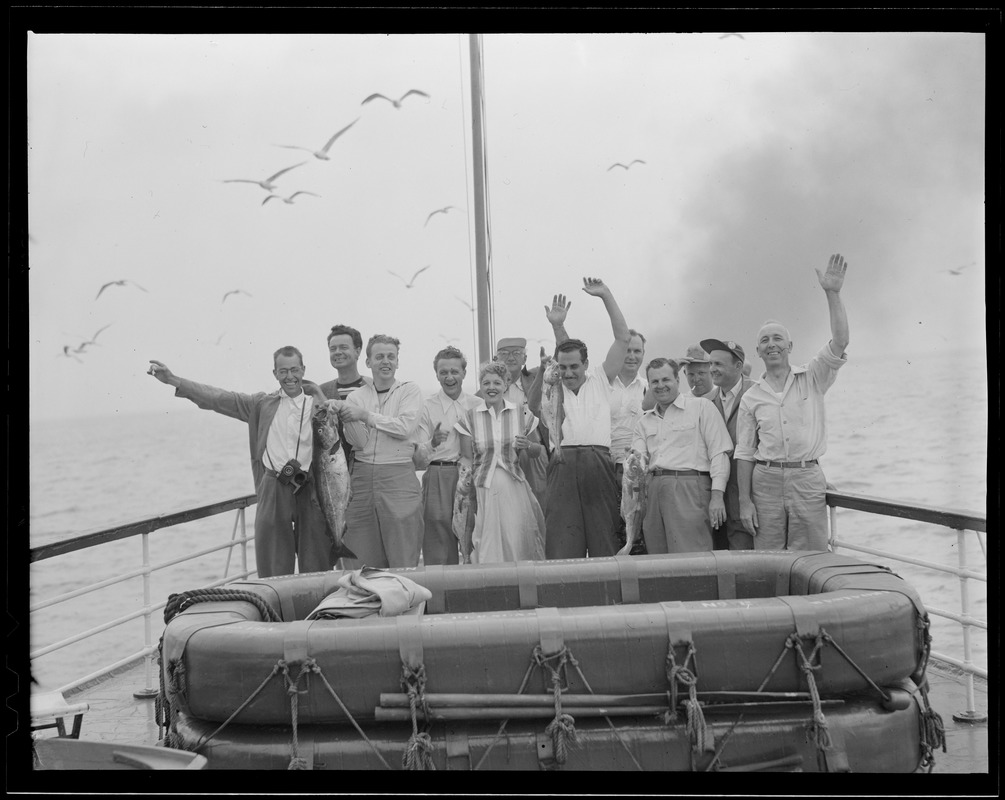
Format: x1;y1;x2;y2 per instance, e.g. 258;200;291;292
283;660;312;770
400;663;436;770
664;641;713;755
790;633;833;770
163;588;282;625
533;646;579;767
916;680;947;771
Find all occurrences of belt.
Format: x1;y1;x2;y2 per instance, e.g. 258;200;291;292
561;445;610;454
756;459;818;469
428;460;459;467
649;468;710;477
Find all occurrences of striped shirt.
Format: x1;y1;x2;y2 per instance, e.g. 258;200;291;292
455;399;539;489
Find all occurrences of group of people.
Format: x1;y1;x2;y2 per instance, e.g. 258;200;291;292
148;254;849;578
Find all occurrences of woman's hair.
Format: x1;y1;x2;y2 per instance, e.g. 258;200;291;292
478;360;510;385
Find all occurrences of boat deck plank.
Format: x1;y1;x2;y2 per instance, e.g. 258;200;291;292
33;658;986;773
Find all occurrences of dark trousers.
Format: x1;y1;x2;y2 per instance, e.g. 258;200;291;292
544;446;620;559
254;472;333;578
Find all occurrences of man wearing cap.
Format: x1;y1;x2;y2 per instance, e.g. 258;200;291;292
412;346;482;565
631;357;733;554
530;277;632;559
493;335;549;511
734;254;850;551
701;338;757;550
679;344;718;401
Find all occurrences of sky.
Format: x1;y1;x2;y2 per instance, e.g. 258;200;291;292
23;28;989;421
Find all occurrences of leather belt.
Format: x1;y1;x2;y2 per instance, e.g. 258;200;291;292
756;459;818;469
428;460;459;467
650;468;710;477
562;445;610;454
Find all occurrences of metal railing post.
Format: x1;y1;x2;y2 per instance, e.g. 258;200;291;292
239;508;249;577
828;505;838;550
133;532;159;699
952;528;987;723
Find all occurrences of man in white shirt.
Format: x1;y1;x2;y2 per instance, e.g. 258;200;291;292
340;335;425;568
700;338;757;550
531;277;632;559
631;358;733;554
679;344;718;401
147;347;332;578
412;346;482;565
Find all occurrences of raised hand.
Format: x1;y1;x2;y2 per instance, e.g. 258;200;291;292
147;360;175;384
581;276;611;297
430;422;448;448
815;253;848;293
544;294;571;327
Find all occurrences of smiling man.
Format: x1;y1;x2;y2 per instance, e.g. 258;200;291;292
147;347;332;578
734;254;850;551
412;346;482;565
319;324;371;469
631;358;733;554
679;344;718;401
532;277;632;559
338;334;425;569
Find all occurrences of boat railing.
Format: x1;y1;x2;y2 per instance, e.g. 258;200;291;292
29;491;987;721
29;495;259;697
827;490;987;722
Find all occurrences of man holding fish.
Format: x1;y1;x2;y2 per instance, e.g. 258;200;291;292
412;346;482;565
529;277;632;559
147;347;336;578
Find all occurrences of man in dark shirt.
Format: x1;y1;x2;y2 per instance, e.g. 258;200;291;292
318;324;371;468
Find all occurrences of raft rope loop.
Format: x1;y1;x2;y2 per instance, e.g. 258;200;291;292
916;680;947;771
533;645;579;767
790;633;833;770
471;643;643;771
664;641;713;758
400;662;436;770
284;660;313;770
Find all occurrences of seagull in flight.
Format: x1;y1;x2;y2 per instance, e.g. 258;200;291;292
274;118;360;160
223;162;307;192
942;261;976;275
607;159;647;172
262;191;320;206
73;323;113;352
222;289;253;304
387;265;431;288
95;280;148;300
362;90;430;109
425;206;455;226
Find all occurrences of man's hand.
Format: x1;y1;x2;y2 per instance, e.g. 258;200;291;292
430;422;448;448
339;404;370;424
581;277;612;298
514;433;531;451
147;360;176;385
816;253;848;293
544;294;571;327
709;493;727;530
739;497;758;536
300;380;326;401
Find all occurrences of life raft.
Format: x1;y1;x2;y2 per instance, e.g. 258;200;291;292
159;551;933;735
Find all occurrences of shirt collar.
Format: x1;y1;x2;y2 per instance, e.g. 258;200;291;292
614;373;645;390
476;397;515;413
436;388;466;408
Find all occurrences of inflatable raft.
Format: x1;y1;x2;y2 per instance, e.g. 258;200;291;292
157;551;942;771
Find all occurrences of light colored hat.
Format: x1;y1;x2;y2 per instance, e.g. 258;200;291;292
496;337;527;350
678;343;711;364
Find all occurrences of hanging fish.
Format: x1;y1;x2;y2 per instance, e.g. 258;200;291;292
310;400;357;563
541;357;565;463
452;463;476;563
618;449;649;556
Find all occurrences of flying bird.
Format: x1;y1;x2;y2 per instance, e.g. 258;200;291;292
719;33;745;40
214;333;226;345
387;265;431;288
95;280;148;300
223;162;307;192
942;262;976;275
362;89;430;109
455;295;474;311
607;159;647;172
262;191;321;206
425;206;455;226
222;289;253;304
58;346;84;363
274;118;360;160
73;323;113;352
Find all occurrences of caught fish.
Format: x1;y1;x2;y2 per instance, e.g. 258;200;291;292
452;463;476;563
617;449;648;556
311;400;357;562
541;358;565;463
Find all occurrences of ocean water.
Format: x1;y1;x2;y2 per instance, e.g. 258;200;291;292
25;350;989;690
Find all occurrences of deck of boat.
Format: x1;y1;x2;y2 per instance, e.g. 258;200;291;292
29;656;988;774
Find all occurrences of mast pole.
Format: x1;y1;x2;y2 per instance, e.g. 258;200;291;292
468;33;492;364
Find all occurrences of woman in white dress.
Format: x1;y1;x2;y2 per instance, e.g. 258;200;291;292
455;362;546;563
